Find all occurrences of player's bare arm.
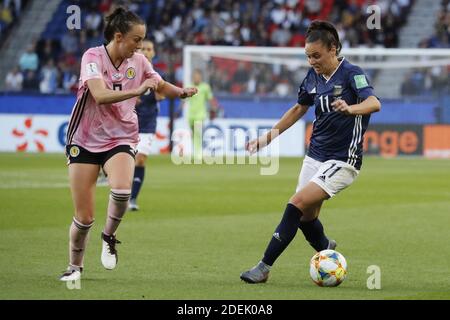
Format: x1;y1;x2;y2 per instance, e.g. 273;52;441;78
247;104;308;154
87;77;159;105
332;95;381;116
155;80;198;99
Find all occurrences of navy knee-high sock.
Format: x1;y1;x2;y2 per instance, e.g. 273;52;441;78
262;204;302;266
131;166;145;200
298;218;329;252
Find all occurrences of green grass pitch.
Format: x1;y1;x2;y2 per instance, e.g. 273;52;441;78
0;153;449;300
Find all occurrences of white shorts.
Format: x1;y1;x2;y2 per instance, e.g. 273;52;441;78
296;156;359;197
136;133;155;156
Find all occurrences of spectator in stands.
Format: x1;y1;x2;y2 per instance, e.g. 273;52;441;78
382;13;399;48
22;70;39;91
233;62;249;91
420;1;449;48
275;79;291;97
38;39;58;65
39;59;58;94
60;62;79;94
0;2;12;25
305;0;323;16
401;70;426;96
270;25;292;46
98;0;112;14
61;29;79;55
18;44;39;72
430;66;449;95
209;67;230;93
79;29;103;54
5;65;23;91
4;0;21;17
85;6;102;36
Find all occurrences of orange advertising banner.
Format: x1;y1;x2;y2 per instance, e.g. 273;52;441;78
424;125;450;158
305;123;423;157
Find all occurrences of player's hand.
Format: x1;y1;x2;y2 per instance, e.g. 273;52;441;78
136;78;159;96
179;87;198;99
331;99;353;115
246;135;269;155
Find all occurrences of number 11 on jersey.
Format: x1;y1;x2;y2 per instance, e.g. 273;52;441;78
319;95;331;113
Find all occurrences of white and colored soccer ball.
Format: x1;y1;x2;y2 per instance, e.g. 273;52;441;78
309;249;347;287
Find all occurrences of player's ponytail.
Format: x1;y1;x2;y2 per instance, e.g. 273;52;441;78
104;7;145;43
306;21;342;56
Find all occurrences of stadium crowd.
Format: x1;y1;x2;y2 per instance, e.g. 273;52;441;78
421;0;450;48
4;0;439;98
401;0;450;96
0;0;25;46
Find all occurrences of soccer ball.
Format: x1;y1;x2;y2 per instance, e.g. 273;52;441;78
309;249;347;287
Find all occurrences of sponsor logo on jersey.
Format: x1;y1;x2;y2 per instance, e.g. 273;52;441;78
126;67;136;79
70;145;80;157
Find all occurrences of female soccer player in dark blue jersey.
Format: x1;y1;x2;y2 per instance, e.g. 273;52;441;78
240;21;381;284
128;40;162;211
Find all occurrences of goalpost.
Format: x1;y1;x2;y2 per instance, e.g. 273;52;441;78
179;46;450;159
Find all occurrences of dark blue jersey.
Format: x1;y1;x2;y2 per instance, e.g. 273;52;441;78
136;89;159;134
297;57;376;170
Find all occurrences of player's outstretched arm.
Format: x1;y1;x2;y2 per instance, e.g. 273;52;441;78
87;78;159;105
332;95;381;116
156;80;198;99
247;103;308;154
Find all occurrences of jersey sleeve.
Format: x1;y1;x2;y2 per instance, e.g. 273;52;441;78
348;66;375;100
80;50;103;86
297;70;315;106
143;57;162;83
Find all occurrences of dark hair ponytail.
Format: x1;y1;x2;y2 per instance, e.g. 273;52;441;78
104;7;145;43
306;20;342;55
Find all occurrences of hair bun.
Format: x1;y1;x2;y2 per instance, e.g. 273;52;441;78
103;6;145;43
105;7;126;23
307;21;335;35
306;20;342;55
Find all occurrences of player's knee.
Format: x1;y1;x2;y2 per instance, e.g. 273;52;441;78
74;214;95;226
109;178;133;190
289;194;311;212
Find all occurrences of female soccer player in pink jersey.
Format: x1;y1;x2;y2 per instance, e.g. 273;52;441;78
60;7;197;282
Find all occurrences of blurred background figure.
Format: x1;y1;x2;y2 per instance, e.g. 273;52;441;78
185;69;218;160
129;39;163;212
5;65;23;91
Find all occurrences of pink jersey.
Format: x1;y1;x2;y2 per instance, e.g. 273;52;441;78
66;45;162;152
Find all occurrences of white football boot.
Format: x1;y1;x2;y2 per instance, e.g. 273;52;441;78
60;266;82;282
101;232;121;270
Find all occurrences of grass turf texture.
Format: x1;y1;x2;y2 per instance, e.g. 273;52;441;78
0;153;449;299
